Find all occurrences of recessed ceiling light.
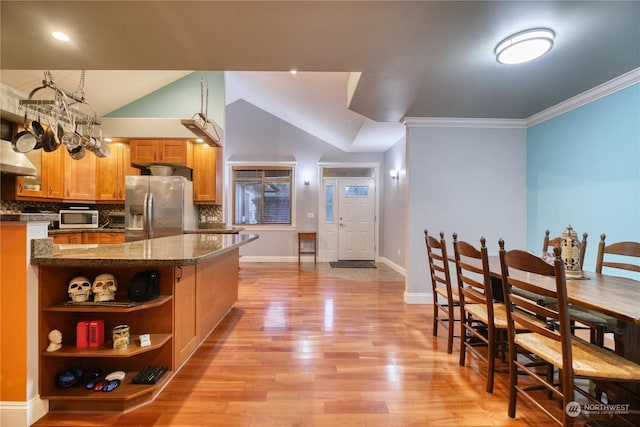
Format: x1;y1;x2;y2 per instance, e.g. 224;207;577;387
290;69;298;75
196;138;204;143
52;31;70;42
495;28;554;65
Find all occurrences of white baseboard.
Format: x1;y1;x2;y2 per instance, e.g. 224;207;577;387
404;291;432;304
0;396;48;427
377;257;406;276
239;255;297;263
241;256;408;274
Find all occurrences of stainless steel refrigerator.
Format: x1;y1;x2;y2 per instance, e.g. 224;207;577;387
124;175;197;242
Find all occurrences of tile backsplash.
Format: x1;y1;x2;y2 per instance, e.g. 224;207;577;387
1;200;222;226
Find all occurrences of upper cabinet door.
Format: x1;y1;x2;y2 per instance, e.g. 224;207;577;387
96;143;140;202
193;144;221;203
130;140;159;164
130;139;193;168
64;152;96;201
95;145;120;200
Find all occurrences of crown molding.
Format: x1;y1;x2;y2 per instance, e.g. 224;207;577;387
402;68;640;129
526;67;640;127
402;117;526;128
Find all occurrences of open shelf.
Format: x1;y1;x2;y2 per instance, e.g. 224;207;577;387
42;334;171;358
43;370;173;413
43;295;173;313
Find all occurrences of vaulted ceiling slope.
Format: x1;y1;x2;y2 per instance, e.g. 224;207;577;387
1;1;639;146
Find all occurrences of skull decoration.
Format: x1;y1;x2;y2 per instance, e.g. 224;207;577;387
92;273;117;302
68;276;92;302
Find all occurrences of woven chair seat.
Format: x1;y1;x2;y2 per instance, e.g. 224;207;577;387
435;286;460;303
465;303;547;330
515;333;640;381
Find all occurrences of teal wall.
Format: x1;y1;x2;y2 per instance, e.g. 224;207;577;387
527;84;640;276
105;71;225;128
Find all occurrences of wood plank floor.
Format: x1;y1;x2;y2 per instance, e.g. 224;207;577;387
34;262;567;426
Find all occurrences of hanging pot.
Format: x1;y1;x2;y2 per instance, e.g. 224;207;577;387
42;119;61;152
11;130;37;153
31;120;46;150
68;145;86;160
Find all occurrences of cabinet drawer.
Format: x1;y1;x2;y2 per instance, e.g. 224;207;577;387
100;232;125;244
82;233;101;244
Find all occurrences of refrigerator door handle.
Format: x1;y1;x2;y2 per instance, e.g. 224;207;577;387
147;192;154;239
143;192;150;239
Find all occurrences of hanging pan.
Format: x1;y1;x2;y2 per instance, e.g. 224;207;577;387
11;113;37;153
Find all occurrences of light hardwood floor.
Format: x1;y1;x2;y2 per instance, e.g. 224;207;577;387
34;262;568;426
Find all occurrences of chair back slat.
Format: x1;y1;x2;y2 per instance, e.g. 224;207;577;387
453;235;493;311
595;234;640;275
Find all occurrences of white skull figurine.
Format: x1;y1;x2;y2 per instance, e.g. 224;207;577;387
92;273;117;302
68;276;92;302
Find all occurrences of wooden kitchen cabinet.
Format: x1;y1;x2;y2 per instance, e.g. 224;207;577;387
174;265;197;367
64;152;96;201
3;145;95;203
38;265;174;412
51;232;125;244
7;148;65;200
130;139;193;168
82;232;101;244
96;143;139;202
98;232;125;244
192;143;222;203
51;233;83;244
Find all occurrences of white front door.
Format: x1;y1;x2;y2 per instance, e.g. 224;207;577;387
337;179;375;260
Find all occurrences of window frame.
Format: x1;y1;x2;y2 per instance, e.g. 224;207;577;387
228;162;297;230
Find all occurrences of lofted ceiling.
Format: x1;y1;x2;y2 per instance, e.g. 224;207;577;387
1;1;639;152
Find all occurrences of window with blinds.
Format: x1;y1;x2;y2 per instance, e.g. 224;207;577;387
232;166;292;225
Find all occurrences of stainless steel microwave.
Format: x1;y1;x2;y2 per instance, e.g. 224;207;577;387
59;210;99;229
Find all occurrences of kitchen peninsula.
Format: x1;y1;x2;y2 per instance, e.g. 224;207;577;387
30;232;257;413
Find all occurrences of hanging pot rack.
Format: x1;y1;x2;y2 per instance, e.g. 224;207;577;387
19;71;100;129
16;71;109;159
180;74;222;147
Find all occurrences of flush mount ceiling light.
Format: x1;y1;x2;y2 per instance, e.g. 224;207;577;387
495;28;554;65
52;31;70;42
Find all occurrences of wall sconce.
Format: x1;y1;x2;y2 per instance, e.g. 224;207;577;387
304;177;310;186
389;170;399;180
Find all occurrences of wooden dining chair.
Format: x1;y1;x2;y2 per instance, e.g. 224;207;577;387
424;230;458;354
453;234;507;393
595;233;640;275
498;240;640;426
539;230;614;348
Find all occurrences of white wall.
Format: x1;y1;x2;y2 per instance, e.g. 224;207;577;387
404;121;527;303
225;99;384;260
382;137;407;271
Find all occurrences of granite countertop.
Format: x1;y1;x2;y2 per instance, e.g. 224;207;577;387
0;213;59;223
31;233;258;267
184;226;244;234
48;228;125;235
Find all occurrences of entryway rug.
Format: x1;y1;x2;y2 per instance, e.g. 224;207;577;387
329;261;377;268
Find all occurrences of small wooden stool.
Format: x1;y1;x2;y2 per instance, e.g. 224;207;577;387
298;232;317;264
